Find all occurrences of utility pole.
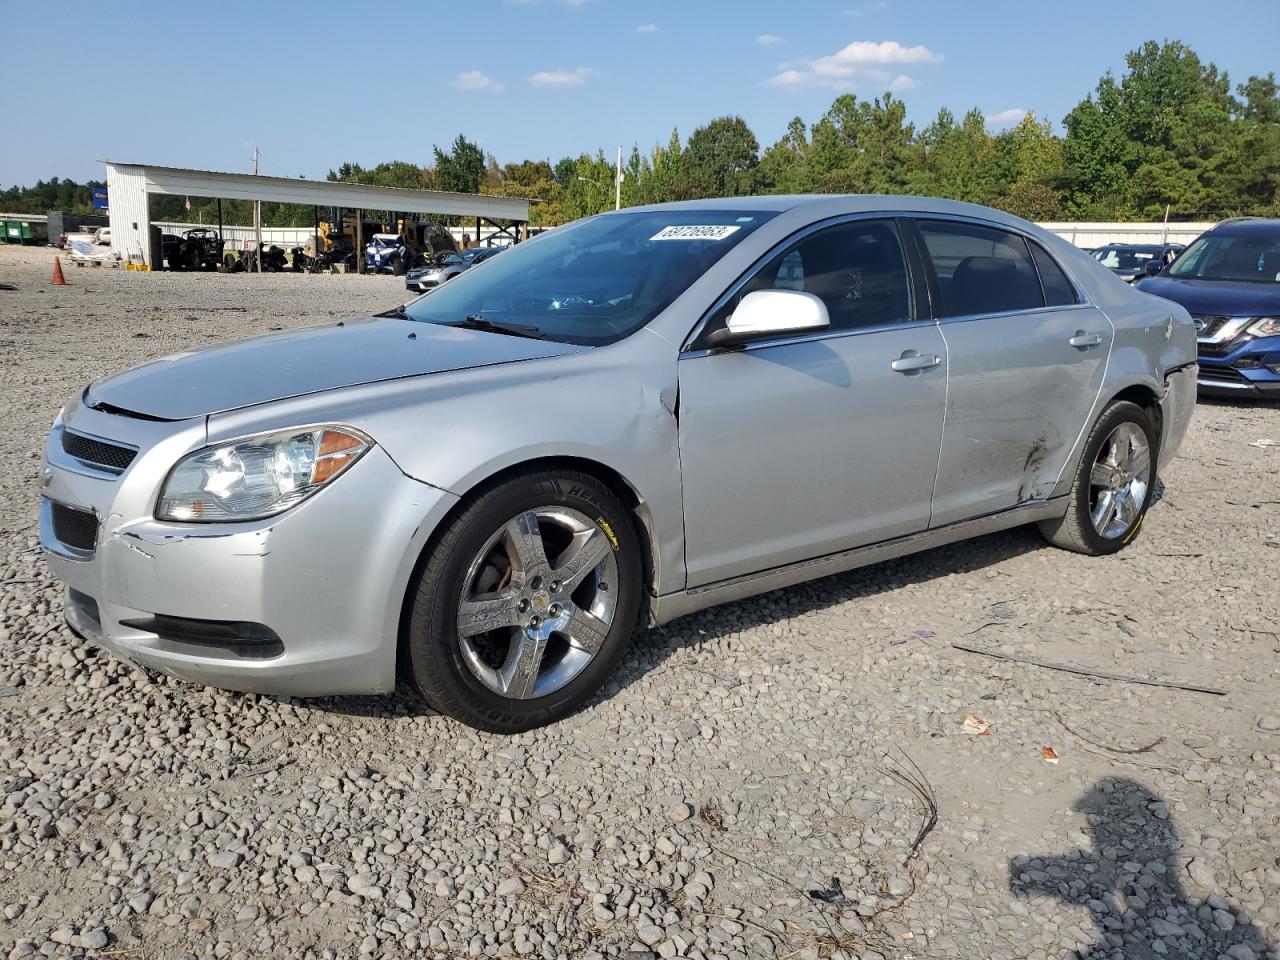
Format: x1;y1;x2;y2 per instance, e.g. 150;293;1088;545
252;146;262;273
615;146;623;211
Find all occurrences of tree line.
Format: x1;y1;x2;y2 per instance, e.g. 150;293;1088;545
4;41;1277;229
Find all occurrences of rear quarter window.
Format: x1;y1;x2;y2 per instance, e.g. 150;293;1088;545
1029;242;1079;307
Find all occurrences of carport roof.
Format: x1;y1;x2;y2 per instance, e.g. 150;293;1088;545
103;161;530;221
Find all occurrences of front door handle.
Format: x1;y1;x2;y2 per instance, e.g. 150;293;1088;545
890;352;941;373
1068;332;1104;348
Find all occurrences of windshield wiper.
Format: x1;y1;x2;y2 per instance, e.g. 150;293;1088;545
448;314;546;340
378;304;409;319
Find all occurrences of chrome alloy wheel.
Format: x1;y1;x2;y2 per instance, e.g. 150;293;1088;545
456;507;618;699
1088;422;1152;539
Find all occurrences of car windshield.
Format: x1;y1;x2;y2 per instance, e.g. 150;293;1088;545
403;210;776;345
371;236;399;247
1167;232;1280;283
1092;246;1160;270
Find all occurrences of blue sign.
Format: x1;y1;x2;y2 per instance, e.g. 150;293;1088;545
91;187;108;211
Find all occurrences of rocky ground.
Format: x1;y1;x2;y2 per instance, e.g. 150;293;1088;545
1;243;1278;960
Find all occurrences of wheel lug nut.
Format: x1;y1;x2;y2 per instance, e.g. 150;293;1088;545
518;599;530;613
549;603;561;617
530;576;543;591
550;580;561;594
529;615;541;628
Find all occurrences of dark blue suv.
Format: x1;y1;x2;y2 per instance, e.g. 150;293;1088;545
1136;218;1280;398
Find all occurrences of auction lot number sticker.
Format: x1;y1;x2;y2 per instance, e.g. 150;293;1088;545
650;225;741;241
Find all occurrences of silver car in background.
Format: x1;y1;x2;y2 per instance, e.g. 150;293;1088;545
40;196;1197;731
405;245;504;293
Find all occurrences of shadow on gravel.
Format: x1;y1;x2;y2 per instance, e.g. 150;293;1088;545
1010;778;1275;960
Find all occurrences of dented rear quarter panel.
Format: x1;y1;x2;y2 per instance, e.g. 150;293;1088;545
1041;237;1198;497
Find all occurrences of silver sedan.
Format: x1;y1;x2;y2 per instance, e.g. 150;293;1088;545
40;196;1197;731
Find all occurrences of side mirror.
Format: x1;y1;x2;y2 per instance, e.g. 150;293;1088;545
1144;260;1163;277
704;289;830;349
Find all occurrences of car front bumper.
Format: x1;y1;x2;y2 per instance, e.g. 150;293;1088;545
1197;335;1280;398
40;406;458;697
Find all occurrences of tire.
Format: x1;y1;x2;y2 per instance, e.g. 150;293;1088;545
391;253;406;276
405;469;643;732
1038;400;1157;556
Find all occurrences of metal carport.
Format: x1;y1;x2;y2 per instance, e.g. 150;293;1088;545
103;161;530;269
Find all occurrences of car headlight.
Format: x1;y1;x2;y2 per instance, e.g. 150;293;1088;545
1246;317;1280;337
156;426;371;522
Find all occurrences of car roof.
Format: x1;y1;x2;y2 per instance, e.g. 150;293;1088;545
613;193;1055;233
1209;218;1280;237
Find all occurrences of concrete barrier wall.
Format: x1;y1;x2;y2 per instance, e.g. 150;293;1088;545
1038;221;1215;248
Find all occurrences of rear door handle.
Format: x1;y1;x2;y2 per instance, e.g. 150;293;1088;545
890;353;941;372
1068;332;1104;348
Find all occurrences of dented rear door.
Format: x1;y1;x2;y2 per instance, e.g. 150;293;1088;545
929;302;1112;525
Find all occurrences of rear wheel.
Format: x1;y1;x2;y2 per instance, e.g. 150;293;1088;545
405;470;642;732
1039;400;1156;555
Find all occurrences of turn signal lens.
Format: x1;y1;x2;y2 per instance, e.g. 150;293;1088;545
312;430;366;484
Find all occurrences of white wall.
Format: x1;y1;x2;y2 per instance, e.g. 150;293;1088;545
1038;221;1214;248
106;164;152;264
154;222;317;249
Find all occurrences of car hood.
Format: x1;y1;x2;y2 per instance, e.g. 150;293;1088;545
84;317;581;420
1137;276;1280;316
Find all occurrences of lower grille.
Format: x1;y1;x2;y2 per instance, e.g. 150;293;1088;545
62;430;137;473
1198;367;1249;385
50;502;98;552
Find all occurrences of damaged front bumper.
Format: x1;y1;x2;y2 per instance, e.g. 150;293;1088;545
1157;362;1198;470
39;405;457;697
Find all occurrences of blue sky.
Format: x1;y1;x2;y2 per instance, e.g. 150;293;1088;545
3;0;1278;187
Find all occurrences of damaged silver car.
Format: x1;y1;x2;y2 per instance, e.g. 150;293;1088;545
40;197;1197;731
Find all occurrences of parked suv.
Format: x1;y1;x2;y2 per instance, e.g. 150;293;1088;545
40;196;1196;731
1136;218;1280;398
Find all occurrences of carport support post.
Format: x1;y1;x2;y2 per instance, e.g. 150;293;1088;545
312;205;319;261
216;199;223;241
356;209;364;274
476;216;481;247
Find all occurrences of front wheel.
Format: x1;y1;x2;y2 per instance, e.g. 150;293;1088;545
405;469;643;732
1039;400;1156;555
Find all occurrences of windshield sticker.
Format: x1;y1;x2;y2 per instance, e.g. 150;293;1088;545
650;225;741;242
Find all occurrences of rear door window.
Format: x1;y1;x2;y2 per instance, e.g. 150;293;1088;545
916;220;1045;317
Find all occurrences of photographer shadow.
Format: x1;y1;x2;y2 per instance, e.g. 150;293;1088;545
1009;778;1275;960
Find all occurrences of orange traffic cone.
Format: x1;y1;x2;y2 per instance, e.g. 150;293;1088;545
51;257;66;286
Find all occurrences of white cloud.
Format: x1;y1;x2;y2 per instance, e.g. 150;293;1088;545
767;39;942;90
528;66;596;88
451;70;505;93
635;23;658;33
889;73;919;91
985;107;1028;130
756;33;785;45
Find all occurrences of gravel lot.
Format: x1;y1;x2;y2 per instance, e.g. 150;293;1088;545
2;243;1278;960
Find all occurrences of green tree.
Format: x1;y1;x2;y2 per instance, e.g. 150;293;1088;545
681;116;760;199
434;135;486;194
